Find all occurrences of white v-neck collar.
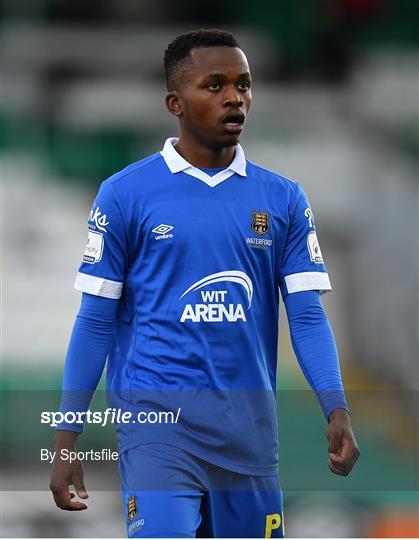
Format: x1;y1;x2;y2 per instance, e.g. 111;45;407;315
160;137;247;188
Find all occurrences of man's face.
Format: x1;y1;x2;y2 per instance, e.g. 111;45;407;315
172;46;252;149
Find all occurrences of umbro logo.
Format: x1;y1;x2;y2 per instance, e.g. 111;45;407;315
152;224;174;234
152;224;174;240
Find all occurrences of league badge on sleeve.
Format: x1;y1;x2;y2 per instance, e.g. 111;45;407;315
307;231;324;263
83;230;104;264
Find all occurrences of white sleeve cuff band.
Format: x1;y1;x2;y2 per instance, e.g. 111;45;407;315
74;272;123;299
284;271;332;294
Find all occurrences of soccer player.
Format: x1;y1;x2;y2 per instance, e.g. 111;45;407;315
50;29;360;537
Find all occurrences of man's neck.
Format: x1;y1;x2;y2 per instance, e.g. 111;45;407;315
174;132;236;169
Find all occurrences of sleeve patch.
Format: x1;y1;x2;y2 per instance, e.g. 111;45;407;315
307;231;324;264
83;230;104;264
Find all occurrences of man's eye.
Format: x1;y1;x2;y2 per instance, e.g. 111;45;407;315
208;82;221;90
238;81;251;90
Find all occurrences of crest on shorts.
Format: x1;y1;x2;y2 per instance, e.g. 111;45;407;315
127;495;137;520
251;211;270;236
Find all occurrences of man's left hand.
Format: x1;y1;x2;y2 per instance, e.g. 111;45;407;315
326;408;360;476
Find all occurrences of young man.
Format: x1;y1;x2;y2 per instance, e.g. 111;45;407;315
50;29;360;537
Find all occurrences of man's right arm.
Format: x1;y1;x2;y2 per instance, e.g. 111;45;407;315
51;179;128;509
50;292;118;510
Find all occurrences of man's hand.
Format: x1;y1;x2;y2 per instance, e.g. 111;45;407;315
49;431;89;511
326;408;360;476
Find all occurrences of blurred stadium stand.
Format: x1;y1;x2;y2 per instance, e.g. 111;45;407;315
1;0;418;537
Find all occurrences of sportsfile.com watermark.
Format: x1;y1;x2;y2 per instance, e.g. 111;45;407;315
41;407;181;428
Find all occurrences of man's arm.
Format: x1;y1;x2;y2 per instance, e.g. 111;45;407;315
284;289;360;476
50;293;118;510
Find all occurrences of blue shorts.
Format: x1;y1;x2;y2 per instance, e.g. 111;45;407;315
119;443;284;538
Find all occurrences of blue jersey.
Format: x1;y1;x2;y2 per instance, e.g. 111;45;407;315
74;138;331;475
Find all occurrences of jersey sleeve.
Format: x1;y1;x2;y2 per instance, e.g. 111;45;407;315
279;183;332;299
74;181;127;299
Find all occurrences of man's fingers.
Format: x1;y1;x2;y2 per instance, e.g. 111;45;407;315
329;453;347;466
73;476;89;499
51;486;88;511
52;488;88;511
50;458;89;511
326;428;342;453
326;427;349;475
326;415;360;477
328;438;360;476
327;458;349;476
332;437;359;466
329;451;355;474
328;454;349;474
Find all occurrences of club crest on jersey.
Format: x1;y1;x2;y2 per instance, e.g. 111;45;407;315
251;211;270;236
179;270;253;323
89;206;109;232
127;496;137;521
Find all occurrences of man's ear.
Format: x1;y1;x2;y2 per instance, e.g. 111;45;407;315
165;92;183;117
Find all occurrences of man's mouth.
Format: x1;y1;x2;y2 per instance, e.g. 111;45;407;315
221;111;246;133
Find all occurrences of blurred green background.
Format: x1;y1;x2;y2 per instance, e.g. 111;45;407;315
1;0;418;537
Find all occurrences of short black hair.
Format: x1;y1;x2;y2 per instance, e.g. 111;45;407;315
164;28;240;90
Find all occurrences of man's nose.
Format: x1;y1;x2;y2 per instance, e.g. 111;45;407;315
223;86;243;107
